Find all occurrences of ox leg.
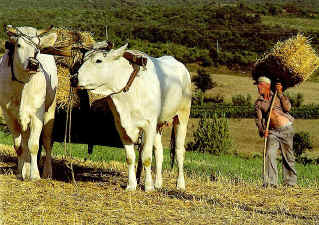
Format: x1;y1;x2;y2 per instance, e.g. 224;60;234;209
19;131;31;180
124;144;137;191
174;116;188;191
42;101;56;179
28;115;43;180
154;132;163;189
2;110;24;179
143;124;156;192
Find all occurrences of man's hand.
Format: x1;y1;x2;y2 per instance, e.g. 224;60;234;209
264;130;269;138
275;82;283;95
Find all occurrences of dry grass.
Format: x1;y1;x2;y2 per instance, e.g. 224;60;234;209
0;147;318;225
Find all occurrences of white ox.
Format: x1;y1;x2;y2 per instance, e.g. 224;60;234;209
73;44;192;191
0;26;58;180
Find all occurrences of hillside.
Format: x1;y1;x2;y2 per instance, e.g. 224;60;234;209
1;0;319;78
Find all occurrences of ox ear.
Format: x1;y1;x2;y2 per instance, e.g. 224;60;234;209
108;43;128;60
39;33;58;49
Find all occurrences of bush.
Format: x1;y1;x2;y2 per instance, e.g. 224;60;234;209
285;92;304;108
191;90;203;106
293;131;313;159
192;69;216;93
232;94;252;106
187;113;232;155
204;94;225;104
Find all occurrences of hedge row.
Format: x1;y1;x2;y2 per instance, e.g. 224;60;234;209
191;104;319;119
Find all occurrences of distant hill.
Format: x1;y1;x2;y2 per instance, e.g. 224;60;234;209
1;0;319;77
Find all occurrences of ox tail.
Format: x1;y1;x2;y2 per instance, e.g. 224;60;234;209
170;116;178;169
170;125;176;169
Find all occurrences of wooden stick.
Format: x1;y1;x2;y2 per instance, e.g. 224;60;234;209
263;90;277;184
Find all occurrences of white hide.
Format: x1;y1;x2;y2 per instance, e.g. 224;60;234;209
0;27;58;180
77;44;192;191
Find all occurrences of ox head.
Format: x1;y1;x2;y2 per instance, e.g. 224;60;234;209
70;41;119;93
5;25;57;75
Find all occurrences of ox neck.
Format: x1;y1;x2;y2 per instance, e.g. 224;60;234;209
108;57;140;96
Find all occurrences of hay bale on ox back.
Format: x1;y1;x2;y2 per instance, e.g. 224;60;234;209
53;27;95;109
51;28;122;148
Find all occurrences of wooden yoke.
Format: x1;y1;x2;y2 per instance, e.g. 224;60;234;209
122;52;148;93
123;52;147;67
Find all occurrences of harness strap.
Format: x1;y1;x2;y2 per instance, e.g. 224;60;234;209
123;64;140;93
121;51;147;93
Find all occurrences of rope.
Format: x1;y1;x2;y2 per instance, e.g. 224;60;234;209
64;85;77;186
62;45;81;187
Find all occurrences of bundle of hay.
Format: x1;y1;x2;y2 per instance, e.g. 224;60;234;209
252;34;319;89
52;28;105;109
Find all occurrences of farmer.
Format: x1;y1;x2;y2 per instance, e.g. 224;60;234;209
254;76;297;187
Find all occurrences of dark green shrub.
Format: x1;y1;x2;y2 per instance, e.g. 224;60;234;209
204;94;225;104
191;90;203;106
293;131;313;159
232;94;252;106
187;113;232;155
193;69;216;93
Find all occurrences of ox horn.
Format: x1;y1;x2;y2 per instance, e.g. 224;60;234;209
37;25;54;36
4;25;17;36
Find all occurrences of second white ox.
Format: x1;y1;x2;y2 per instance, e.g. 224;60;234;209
0;26;58;180
73;44;192;191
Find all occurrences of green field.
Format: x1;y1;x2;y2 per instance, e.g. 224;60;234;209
0;128;318;187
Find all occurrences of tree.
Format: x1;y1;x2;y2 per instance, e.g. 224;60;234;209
192;69;216;105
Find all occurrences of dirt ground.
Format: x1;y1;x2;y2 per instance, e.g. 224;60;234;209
0;147;318;225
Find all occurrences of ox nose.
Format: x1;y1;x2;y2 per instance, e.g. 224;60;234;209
70;75;79;88
27;57;39;72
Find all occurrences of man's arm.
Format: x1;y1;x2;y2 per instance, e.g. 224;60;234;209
255;101;265;137
275;83;291;112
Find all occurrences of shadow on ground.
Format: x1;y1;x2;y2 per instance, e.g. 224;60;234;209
0;154;126;187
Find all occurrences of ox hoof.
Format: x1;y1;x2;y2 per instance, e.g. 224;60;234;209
42;168;52;179
176;184;185;191
30;176;41;181
22;163;31;180
30;171;41;181
154;180;162;189
125;185;137;191
16;174;23;180
177;181;185;191
145;185;155;192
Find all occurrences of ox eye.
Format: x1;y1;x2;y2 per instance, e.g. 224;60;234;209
96;59;102;63
17;44;21;48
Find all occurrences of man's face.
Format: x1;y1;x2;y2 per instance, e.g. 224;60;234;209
257;82;270;95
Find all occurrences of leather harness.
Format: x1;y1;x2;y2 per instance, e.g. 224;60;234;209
122;51;147;93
